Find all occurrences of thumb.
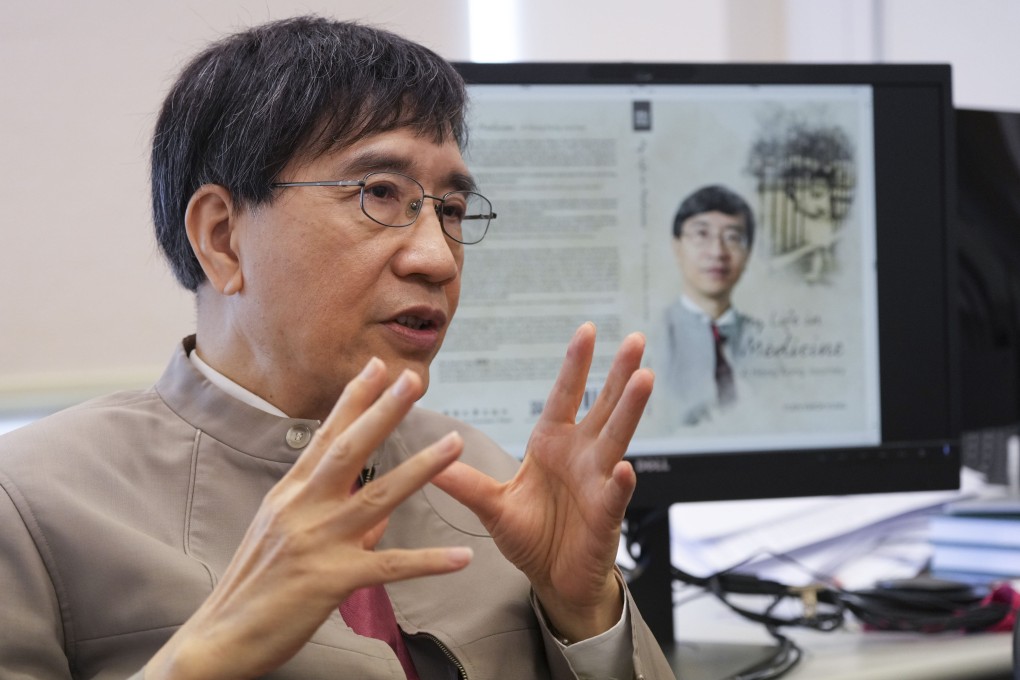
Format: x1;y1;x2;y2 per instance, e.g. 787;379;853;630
431;460;503;526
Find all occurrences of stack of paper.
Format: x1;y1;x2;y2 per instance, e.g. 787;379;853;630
668;468;987;590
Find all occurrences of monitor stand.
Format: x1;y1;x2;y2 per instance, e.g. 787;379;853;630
624;506;783;680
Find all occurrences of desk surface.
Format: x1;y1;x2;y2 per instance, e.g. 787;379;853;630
670;593;1013;680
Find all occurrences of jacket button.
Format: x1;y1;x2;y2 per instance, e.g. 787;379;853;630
285;424;312;449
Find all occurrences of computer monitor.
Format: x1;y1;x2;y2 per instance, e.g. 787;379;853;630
956;107;1020;433
419;62;960;642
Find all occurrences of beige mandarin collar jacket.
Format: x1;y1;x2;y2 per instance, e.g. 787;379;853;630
0;337;674;679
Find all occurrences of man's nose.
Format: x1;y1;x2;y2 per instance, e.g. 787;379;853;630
401;199;460;282
706;233;730;256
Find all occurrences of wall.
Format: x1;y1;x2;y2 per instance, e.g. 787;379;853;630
0;1;468;413
882;0;1020;111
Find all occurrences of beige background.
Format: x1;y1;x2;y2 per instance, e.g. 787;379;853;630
1;0;1018;415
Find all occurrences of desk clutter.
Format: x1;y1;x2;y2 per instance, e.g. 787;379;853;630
672;565;1018;634
929;498;1020;583
667;468;990;591
654;467;1017;679
929;426;1020;585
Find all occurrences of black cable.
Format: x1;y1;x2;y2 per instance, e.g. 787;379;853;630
730;629;801;680
667;560;1014;680
672;562;1013;634
675;565;846;632
669;565;820;679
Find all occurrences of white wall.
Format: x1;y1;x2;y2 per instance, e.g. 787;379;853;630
0;1;469;413
513;1;730;61
881;0;1020;111
1;0;1017;415
778;0;1020;111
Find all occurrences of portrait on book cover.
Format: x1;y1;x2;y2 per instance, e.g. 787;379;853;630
641;95;879;444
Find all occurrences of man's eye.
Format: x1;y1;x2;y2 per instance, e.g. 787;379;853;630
441;203;466;221
365;183;398;201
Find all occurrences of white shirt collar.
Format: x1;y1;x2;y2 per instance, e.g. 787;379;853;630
680;294;737;326
188;349;290;418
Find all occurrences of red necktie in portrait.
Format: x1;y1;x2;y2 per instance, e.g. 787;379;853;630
711;323;737;406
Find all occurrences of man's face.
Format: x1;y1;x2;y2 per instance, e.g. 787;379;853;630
673;210;750;310
227;127;469;410
794;177;832;220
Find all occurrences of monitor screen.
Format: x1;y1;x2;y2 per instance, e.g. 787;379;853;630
421;62;959;505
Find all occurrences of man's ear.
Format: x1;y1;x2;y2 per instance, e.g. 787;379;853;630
185;184;244;296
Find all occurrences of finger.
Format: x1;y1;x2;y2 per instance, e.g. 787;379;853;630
309;369;425;491
355;545;474;589
342;431;465;530
289;357;389;481
582;332;646;431
541;322;596;424
595;368;654;470
362;517;389;551
603;460;637;521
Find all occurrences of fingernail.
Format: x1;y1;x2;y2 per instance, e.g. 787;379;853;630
359;357;382;381
390;370;415;398
437;431;462;453
446;547;473;567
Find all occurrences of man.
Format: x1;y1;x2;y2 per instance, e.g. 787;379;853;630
0;16;674;680
661;184;756;426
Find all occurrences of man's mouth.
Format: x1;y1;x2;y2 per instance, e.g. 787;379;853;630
395;315;433;331
385;309;447;351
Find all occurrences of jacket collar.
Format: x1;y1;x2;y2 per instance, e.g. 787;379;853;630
154;336;321;464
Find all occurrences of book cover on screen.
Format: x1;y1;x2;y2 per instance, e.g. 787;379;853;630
421;83;882;457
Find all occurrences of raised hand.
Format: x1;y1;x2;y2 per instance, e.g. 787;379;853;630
147;359;473;680
433;323;654;642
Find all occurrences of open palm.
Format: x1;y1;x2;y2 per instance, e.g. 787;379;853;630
434;323;653;640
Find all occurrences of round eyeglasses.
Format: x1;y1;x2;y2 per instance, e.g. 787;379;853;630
681;225;749;252
271;171;497;244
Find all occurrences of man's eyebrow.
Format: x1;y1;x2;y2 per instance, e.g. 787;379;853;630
334;150;413;178
446;172;478;193
333;150;478;192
